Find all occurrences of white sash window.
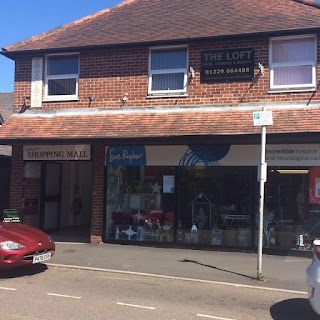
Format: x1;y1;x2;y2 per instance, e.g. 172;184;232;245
148;47;188;96
269;35;316;92
45;54;79;101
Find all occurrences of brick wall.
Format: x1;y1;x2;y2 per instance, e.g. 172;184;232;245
90;143;105;243
10;145;41;227
9;34;320;240
9;145;24;215
12;35;320;112
14;57;32;112
23;177;41;227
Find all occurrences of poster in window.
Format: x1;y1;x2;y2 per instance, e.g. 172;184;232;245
130;194;141;209
163;175;175;193
309;167;320;204
25;162;41;178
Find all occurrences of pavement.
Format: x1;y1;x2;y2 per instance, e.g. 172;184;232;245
48;240;312;294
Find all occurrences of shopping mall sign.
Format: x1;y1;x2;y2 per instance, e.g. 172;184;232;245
105;144;320;167
23;145;91;161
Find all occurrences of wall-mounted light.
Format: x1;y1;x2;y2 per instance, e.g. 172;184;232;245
258;63;264;76
88;95;94;107
24;96;31;107
121;92;128;103
19;96;31;113
188;66;195;80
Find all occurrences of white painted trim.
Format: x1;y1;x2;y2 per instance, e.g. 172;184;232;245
269;34;317;92
148;45;189;96
31;57;43;108
44;53;79;101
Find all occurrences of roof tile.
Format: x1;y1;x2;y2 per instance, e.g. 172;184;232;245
0;93;14;122
0;107;319;141
3;0;320;53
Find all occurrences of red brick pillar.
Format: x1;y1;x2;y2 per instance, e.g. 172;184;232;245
90;143;105;243
9;145;24;219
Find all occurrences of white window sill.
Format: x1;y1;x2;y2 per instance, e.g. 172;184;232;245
43;97;79;102
268;87;316;94
146;93;188;99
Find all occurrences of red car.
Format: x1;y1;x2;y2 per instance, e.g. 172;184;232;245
0;222;55;269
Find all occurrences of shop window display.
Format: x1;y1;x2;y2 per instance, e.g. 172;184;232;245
176;167;255;247
105;166;175;242
265;168;320;251
105;163;318;250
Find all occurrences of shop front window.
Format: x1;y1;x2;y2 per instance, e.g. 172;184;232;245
266;168;318;251
176;166;255;247
105;166;175;242
105;162;320;251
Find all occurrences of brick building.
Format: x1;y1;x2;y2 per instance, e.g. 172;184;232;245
0;92;13;218
1;0;320;251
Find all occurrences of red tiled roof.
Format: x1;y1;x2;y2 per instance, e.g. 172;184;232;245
0;107;319;142
3;0;320;53
0;109;12;122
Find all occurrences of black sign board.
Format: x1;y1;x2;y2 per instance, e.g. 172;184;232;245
201;48;255;83
3;209;20;223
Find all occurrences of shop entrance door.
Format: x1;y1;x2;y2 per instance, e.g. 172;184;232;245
41;163;62;232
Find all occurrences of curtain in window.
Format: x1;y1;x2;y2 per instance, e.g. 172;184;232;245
273;65;312;86
272;38;314;63
152;73;185;91
48;78;77;96
47;56;78;75
150;48;187;92
272;38;314;86
151;49;187;70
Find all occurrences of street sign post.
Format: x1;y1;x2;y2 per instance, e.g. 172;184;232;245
253;108;273;281
253;111;273;126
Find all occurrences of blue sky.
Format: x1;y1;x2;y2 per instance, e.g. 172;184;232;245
0;0;122;93
2;0;320;93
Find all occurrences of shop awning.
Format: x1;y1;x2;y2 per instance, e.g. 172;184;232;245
0;106;319;143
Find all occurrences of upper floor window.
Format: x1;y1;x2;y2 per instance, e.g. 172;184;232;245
148;47;188;96
269;35;317;92
45;54;79;101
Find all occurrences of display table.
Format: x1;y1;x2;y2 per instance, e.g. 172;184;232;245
220;214;250;227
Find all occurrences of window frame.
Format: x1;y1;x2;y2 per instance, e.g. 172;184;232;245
44;53;80;101
148;45;189;96
269;34;317;92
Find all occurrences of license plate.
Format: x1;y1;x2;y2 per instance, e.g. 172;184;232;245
33;252;51;264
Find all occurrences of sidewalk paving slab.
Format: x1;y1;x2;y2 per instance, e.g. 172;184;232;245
48;242;311;293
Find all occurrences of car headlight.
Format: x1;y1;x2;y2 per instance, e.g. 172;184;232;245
48;236;54;243
0;241;25;250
